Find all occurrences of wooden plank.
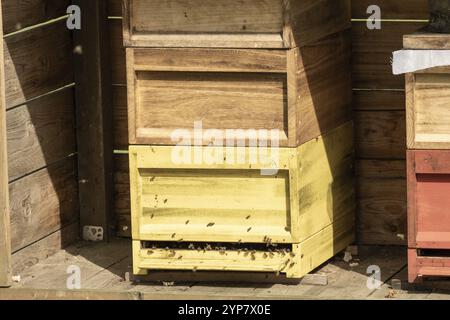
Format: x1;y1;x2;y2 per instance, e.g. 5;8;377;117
409;249;450;283
404;32;450;49
107;0;122;16
127;49;289;146
0;2;11;287
11;222;79;276
407;72;450;149
287;0;351;49
351;0;429;19
134;241;301;276
4;20;74;108
357;177;407;245
0;288;140;300
112;86;127;149
121;0;350;49
109;20;126;85
2;0;70;34
295;29;352;147
355;111;406;160
73;0;113;238
356;160;406;179
9;158;79;253
352;21;426;89
6;89;76;181
15;238;130;288
114;155;131;237
356;159;407;246
353;90;405;111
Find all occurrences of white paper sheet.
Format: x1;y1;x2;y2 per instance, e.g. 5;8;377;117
392;50;450;75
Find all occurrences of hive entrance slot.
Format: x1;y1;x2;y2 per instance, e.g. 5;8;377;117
141;241;293;253
418;249;450;257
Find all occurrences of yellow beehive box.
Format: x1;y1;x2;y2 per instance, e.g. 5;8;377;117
129;122;355;278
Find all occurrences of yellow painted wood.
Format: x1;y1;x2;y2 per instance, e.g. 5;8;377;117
296;121;355;242
134;245;301;275
132;213;354;279
129;122;354;244
129;122;354;278
296;213;355;279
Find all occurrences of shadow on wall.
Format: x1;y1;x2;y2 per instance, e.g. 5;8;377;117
3;11;79;275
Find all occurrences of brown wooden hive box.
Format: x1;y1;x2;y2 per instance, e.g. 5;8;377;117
122;0;351;49
126;30;352;147
405;33;450;149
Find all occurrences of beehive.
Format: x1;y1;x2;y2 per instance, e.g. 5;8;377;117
123;0;354;279
122;0;351;48
405;33;450;282
126;31;351;147
130;123;355;278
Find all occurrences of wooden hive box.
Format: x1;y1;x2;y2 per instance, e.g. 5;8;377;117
126;30;352;147
129;122;355;278
407;150;450;282
122;0;351;49
405;32;450;282
405;33;450;149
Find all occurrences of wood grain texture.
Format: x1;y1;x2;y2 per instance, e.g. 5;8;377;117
2;0;70;34
73;0;113;236
351;2;429;246
355;111;406;160
112;86;128;148
126;30;351;147
408;249;450;283
109;20;126;84
129;123;354;276
404;32;450;49
296;30;352;146
4;20;74;108
407;72;450;149
12;222;79;276
357;177;407;245
0;4;11;287
353;90;405;111
133;214;353;279
108;0;122;16
352;21;426;90
6;89;76;181
351;0;429;19
122;0;350;49
408;150;450;250
9;158;79;253
114;155;131;237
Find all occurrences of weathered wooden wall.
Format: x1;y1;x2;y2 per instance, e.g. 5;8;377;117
2;0;79;275
352;0;428;245
107;0;431;245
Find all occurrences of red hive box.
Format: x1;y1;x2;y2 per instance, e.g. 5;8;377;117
407;150;450;282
